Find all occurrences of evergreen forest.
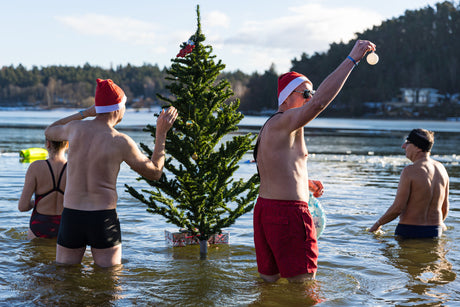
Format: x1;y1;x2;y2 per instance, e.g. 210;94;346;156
1;1;459;119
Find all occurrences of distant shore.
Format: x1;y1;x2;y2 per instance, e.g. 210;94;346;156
2;109;460;135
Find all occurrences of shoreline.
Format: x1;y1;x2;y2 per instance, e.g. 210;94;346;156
2;109;460;134
2;123;460;137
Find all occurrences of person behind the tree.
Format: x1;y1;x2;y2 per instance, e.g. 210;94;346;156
253;39;376;282
45;79;177;267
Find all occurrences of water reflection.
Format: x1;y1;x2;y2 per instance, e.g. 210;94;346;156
156;244;258;306
13;239;123;305
380;237;456;304
249;279;324;307
19;237;56;265
2;119;460;305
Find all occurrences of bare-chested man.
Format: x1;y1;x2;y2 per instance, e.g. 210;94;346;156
45;78;177;267
369;128;449;239
253;39;376;283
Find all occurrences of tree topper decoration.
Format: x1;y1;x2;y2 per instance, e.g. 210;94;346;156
176;39;195;57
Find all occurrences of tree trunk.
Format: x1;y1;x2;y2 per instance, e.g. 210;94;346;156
199;240;208;259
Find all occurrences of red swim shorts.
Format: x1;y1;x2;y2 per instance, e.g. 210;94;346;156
253;197;318;278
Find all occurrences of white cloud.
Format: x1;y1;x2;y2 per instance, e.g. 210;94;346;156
55;13;195;57
204;11;230;28
52;4;383;73
56;14;158;46
224;3;382;56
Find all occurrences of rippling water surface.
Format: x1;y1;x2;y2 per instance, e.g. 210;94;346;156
1;110;459;306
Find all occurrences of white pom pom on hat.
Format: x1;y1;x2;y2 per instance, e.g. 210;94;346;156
277;72;310;106
95;78;127;113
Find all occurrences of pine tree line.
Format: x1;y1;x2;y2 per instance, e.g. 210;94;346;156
1;1;459;118
0;63;169;108
288;1;460;117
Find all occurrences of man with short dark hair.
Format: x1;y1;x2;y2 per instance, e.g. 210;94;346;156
369;128;450;239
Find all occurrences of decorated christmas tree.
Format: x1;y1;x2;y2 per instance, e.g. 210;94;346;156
125;5;259;258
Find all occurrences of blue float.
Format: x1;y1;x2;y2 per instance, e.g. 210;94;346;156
308;192;326;238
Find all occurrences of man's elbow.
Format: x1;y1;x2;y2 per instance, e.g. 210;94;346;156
152;171;162;181
388;204;404;218
44;126;55;140
145;169;162;181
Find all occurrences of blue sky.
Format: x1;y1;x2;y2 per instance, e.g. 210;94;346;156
1;0;444;74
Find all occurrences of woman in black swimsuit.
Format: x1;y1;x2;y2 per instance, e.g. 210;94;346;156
18;139;68;239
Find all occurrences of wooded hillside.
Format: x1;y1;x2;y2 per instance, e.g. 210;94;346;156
1;1;459;118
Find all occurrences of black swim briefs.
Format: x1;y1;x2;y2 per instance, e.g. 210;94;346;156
57;208;122;249
395;223;441;239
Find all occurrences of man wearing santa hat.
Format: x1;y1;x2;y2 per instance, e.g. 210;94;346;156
45;78;177;267
253;39;376;282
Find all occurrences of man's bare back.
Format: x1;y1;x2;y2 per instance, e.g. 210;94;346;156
45;79;177;267
369;129;450;237
399;157;449;226
62;118;140;211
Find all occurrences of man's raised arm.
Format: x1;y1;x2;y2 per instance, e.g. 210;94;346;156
45;106;96;141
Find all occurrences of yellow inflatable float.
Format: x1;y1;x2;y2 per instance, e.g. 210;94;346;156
19;147;48;163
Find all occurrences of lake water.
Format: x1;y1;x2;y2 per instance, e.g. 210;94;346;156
0;109;459;306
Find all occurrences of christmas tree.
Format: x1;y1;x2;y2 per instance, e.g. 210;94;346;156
125;5;259;258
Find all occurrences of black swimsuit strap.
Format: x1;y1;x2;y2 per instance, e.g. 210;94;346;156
34;160;66;204
55;163;67;194
45;159;57;188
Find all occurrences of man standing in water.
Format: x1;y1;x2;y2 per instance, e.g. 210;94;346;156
45;79;177;267
369;128;449;238
253;39;376;282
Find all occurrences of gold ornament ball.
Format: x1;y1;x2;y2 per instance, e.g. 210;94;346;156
186;120;194;127
192;153;198;160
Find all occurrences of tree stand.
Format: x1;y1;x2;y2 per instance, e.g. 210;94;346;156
199;240;208;259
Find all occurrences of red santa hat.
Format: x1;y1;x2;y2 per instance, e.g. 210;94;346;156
277;72;310;106
95;79;127;113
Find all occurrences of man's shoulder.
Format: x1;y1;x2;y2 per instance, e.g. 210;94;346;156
112;129;130;139
110;130;137;149
401;164;418;179
262;113;293;135
430;157;446;168
67;119;95;133
431;158;449;177
403;158;447;178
